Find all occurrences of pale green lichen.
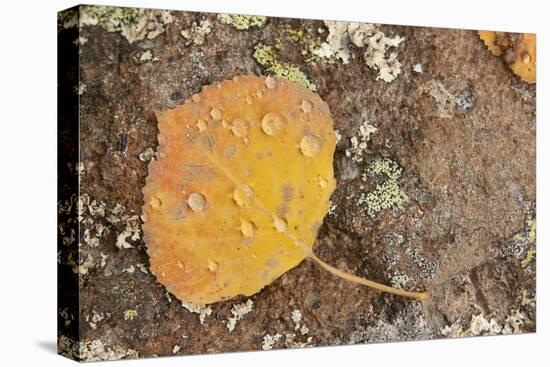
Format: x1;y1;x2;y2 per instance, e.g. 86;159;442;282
275;26;323;64
521;248;536;268
123;309;138;321
499;213;536;267
80;5;173;44
58;8;79;30
138;50;153;63
527;218;536;244
218;14;267;30
390;274;409;289
253;43;316;90
359;157;409;218
181;19;212;46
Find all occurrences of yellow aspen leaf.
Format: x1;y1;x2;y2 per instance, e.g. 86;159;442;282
142;75;427;304
478;31;536;84
508;33;536;84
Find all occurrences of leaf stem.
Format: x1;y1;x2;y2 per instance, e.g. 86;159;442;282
307;251;429;301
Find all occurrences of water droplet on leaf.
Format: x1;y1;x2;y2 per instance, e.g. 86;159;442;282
197;120;207;132
274;216;287;233
187;192;207;212
262;112;286;136
240;220;255;238
210;107;223;120
300;135;323;157
233;184;255;207
231;119;250;138
301;100;313;113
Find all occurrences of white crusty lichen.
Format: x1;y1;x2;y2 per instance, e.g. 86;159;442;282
59;308;73;326
313;21;405;82
421;79;456;118
86;310;107;330
226;299;254;332
77;82;87;95
114;214;141;249
138;50;153;63
261;333;282;350
291;309;303;328
79;339;139;361
77;193;142;255
441;311;528;337
78;254;95;275
181;302;213;324
328;200;337;216
181;19;212;46
80;5;173;44
412;63;423;73
441;288;534;339
58;335;139;362
284;333;314;348
139;147;156;162
290;309;310;335
364;31;405;82
345;120;378;163
312;21;376;63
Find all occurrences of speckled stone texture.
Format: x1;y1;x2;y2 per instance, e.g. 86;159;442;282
57;5;535;361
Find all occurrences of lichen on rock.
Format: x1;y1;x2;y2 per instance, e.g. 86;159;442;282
253;44;317;90
80;5;173;44
226;299;254;331
312;21;377;64
313;20;404;82
359;157;409;218
218;14;267;30
181;19;212;46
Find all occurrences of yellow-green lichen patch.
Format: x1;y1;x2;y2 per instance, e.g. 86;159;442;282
274;26;324;65
521;248;536;268
80;5;173;44
359;157;409;218
58;8;79;30
123;309;138;321
218;14;267;30
253;44;317;90
390;274;409;289
497;212;536;268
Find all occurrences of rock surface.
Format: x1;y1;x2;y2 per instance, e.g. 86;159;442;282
58;5;535;361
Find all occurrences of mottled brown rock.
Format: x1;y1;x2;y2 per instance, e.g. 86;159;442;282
59;5;535;361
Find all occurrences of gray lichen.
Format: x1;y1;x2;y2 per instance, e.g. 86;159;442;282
80;5;173;44
313;20;405;82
